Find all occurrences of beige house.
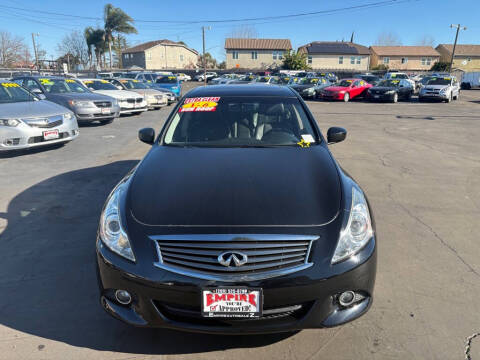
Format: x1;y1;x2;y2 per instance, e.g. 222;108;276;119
121;40;199;70
370;46;440;70
297;42;370;71
436;44;480;71
225;38;292;70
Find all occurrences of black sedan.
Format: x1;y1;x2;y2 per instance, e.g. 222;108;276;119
96;85;377;333
289;77;331;99
367;79;414;103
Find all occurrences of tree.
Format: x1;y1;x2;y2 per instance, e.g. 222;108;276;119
197;52;217;69
57;31;89;69
229;25;258;39
374;32;402;46
416;35;435;47
0;31;29;67
218;61;226;69
84;27;106;68
104;4;137;68
430;62;449;72
282;50;310;70
112;34;129;68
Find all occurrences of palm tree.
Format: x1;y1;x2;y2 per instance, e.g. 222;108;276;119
84;27;106;69
104;4;137;68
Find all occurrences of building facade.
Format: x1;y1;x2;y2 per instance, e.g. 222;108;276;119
436;44;480;71
225;38;292;70
370;46;440;70
297;42;370;71
122;40;199;70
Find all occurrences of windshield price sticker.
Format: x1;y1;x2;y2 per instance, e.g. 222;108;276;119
100;80;109;83
84;81;93;84
202;288;262;318
1;82;19;88
65;79;76;83
40;79;54;85
168;76;176;80
391;80;400;84
180;97;220;112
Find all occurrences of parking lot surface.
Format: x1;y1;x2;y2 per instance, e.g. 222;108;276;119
1;84;479;360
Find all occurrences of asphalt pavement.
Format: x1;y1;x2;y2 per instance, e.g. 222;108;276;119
0;83;479;360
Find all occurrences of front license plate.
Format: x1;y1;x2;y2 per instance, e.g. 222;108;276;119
202;288;262;318
43;130;59;140
101;108;111;114
374;95;379;98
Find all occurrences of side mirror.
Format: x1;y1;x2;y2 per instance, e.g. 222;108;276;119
37;93;46;100
138;128;155;145
116;86;123;90
31;88;43;95
327;127;347;144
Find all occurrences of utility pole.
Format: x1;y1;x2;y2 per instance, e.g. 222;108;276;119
202;26;210;86
31;33;39;71
449;24;467;72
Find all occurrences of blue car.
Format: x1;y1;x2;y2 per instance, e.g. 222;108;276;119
154;76;182;98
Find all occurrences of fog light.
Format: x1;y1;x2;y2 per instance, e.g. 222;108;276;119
115;289;132;305
339;291;356;307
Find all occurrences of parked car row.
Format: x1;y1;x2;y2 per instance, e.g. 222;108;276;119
0;74;179;152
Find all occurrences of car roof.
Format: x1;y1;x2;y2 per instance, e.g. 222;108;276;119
14;75;65;80
186;84;296;97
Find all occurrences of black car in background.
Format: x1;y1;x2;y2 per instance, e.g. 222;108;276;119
289;77;331;99
367;79;414;102
358;74;381;86
96;84;377;333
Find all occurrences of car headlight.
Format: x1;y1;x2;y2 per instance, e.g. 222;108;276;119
99;179;135;262
0;118;21;127
63;113;74;120
332;188;373;264
69;100;95;108
385;90;395;95
338;91;346;94
439;88;448;94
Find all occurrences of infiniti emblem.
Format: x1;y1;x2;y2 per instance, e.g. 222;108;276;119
218;251;248;267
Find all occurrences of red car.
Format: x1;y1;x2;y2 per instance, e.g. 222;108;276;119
319;78;372;102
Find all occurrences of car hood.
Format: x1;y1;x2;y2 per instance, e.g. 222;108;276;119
324;86;349;92
133;89;165;96
51;92;113;101
128;145;341;227
93;89;140;99
290;84;313;91
423;85;448;91
156;83;179;88
0;100;69;118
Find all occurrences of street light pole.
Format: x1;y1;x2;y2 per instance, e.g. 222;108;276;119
449;24;467;72
202;26;210;86
31;33;39;71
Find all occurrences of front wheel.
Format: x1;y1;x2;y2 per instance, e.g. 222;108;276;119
343;92;350;102
392;93;398;103
445;93;452;103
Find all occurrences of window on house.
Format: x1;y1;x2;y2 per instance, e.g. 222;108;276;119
308;55;312;64
467;57;471;62
383;57;390;64
272;51;283;60
232;51;239;59
350;56;355;64
180;54;184;61
251;51;258;60
356;56;361;64
401;57;408;64
339;56;343;64
147;53;152;60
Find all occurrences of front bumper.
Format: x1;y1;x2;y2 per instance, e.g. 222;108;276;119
0;118;79;151
96;235;376;334
74;105;120;122
419;93;448;101
119;100;148;114
146;97;168;109
367;92;395;101
320;92;345;100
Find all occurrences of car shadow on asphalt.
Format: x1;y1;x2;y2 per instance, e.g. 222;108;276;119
0;143;66;159
0;160;293;354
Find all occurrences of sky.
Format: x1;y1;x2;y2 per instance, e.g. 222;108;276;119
0;0;479;62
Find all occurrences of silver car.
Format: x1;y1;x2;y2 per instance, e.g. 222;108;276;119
0;80;78;151
419;76;460;103
107;79;168;109
12;76;120;124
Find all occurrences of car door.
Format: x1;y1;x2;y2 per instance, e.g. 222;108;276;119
452;79;460;97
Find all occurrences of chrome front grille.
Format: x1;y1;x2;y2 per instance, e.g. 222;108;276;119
24;115;63;128
126;98;135;103
94;101;112;108
151;234;318;282
136;98;143;103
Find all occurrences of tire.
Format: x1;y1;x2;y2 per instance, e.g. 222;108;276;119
392;93;398;103
406;92;412;101
445;93;452;103
343;92;350;102
100;118;114;125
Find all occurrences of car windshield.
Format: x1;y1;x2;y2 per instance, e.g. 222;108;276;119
378;80;401;87
388;74;407;79
156;76;178;84
277;77;291;84
0;82;36;103
427;78;452;86
299;78;321;85
256;77;270;83
336;80;353;87
41;78;88;93
164;96;317;147
122;73;137;79
83;80;117;90
120;80;148;89
361;76;378;83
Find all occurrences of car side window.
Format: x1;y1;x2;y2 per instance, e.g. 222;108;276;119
25;79;42;91
353;81;360;87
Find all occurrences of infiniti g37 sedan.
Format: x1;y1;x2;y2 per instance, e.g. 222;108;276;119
96;85;377;333
0;80;78;151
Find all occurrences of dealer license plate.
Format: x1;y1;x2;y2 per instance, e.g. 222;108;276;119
101;108;111;114
374;95;379;98
202;288;262;318
43;130;59;140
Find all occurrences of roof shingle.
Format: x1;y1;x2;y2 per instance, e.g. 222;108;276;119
225;38;292;50
123;40;198;54
370;46;439;57
437;44;480;57
298;42;370;55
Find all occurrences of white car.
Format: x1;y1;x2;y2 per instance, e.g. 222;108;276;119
175;73;191;81
383;72;416;90
77;79;147;115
